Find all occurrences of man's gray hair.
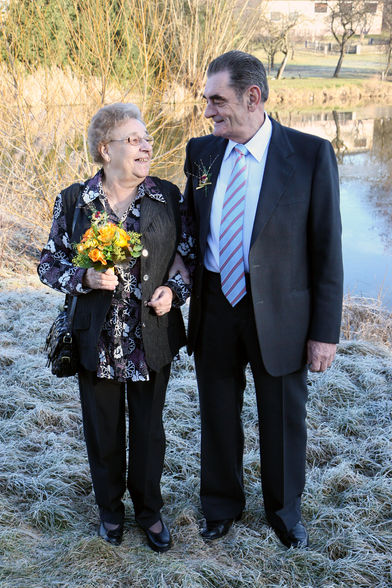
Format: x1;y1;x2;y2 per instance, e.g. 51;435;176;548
88;103;144;164
207;51;269;102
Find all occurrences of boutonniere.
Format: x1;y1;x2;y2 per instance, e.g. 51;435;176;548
194;156;217;193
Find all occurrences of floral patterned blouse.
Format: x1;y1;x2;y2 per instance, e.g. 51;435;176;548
38;170;194;382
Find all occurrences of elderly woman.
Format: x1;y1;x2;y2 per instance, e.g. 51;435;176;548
38;103;193;552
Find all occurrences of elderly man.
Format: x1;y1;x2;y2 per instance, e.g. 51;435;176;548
183;51;343;548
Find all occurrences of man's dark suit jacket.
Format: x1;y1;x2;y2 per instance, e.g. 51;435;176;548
184;117;343;377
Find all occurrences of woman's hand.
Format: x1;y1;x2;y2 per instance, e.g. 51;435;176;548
168;253;190;284
83;267;118;291
147;286;173;316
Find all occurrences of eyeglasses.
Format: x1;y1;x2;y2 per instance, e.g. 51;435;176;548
108;134;154;147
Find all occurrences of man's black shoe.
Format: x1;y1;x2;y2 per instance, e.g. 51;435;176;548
98;522;123;546
200;519;234;541
274;521;309;548
143;519;172;553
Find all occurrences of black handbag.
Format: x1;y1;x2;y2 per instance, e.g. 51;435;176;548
45;186;82;377
45;296;78;377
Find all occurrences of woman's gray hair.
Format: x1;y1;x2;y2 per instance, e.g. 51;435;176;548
207;51;269;103
88;103;144;164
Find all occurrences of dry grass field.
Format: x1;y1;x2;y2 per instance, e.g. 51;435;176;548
0;276;391;587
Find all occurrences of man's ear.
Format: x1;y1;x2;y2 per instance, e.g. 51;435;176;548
247;85;262;111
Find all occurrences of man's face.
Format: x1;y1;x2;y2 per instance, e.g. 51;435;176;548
203;70;251;144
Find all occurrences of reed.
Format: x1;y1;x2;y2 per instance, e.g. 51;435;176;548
341;293;392;349
0;0;261;272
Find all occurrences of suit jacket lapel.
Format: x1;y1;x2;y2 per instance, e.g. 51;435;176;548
250;119;295;248
196;138;227;255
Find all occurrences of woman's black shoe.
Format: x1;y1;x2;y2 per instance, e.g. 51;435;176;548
143;519;172;553
98;522;123;546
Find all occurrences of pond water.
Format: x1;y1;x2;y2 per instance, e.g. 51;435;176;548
276;105;392;307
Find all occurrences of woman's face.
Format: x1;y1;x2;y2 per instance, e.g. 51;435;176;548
102;118;153;182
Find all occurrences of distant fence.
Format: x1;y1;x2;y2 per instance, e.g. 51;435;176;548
304;40;386;54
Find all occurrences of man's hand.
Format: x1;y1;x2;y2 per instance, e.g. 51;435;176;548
168;252;190;284
307;340;337;372
147;286;173;316
83;267;118;291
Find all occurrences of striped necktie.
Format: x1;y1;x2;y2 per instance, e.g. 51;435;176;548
219;143;248;306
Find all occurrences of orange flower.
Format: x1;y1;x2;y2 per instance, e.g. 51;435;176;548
88;248;107;265
84;238;99;249
98;223;116;243
82;227;94;242
115;228;130;248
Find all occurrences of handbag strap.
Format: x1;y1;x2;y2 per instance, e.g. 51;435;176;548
61;181;86;238
68;295;77;328
71;193;81;239
65;188;83;328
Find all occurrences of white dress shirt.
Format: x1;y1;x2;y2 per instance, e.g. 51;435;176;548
204;113;272;273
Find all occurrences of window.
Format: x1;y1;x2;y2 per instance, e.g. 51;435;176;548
339;112;353;122
314;2;328;13
365;2;378;14
354;138;367;148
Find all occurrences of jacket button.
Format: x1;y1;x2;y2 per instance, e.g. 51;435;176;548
142;322;146;328
143;300;148;306
143;274;149;281
142;249;149;257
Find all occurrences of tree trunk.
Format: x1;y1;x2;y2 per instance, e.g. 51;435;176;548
331;110;347;163
333;45;346;77
276;52;288;79
383;44;392;78
267;56;271;74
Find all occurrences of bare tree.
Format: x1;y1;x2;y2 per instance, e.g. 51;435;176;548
259;14;300;77
330;0;373;77
382;0;392;78
276;16;301;79
258;20;282;72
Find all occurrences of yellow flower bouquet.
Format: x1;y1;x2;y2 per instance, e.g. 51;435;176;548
72;210;142;271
